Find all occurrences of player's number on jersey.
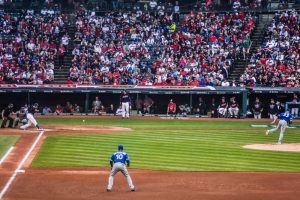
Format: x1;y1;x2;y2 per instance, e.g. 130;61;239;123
116;154;123;160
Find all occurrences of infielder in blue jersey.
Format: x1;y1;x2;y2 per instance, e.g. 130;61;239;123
266;110;293;144
107;145;135;192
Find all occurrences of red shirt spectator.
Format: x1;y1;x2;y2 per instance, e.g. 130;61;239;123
167;99;177;114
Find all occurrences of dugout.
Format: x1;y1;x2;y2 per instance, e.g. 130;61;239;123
0;85;299;118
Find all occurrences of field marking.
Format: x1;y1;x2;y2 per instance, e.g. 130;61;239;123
0;131;44;200
0;147;14;166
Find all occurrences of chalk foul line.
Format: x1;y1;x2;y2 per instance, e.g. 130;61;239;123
0;131;44;199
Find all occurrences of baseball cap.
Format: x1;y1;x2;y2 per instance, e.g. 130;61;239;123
118;145;124;151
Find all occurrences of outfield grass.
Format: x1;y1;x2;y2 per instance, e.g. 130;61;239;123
0;135;19;159
32;118;300;172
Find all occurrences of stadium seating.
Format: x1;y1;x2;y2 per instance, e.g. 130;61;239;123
240;10;300;87
68;10;255;86
6;8;299;87
0;10;67;84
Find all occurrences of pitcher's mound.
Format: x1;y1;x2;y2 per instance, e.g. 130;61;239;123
243;143;300;152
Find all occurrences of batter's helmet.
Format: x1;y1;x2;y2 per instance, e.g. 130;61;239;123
118;145;124;151
8;103;13;109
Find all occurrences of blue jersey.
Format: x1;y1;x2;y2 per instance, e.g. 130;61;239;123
110;151;129;164
277;112;293;123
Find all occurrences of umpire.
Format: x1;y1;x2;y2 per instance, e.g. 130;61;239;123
1;104;15;128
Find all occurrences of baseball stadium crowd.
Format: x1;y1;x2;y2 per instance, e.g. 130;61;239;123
0;6;300;88
67;9;255;86
0;9;67;84
240;10;300;87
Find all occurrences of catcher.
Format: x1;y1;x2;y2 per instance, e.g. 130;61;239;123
1;104;15;128
14;107;28;127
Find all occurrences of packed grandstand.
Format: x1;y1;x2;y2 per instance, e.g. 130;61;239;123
0;0;299;87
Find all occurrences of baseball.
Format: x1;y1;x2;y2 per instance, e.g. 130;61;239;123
82;120;85;123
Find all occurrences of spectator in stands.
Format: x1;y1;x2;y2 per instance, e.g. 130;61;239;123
149;0;157;11
58;44;66;67
173;1;180;22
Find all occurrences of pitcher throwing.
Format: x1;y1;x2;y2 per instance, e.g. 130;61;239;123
266;110;293;144
107;145;135;192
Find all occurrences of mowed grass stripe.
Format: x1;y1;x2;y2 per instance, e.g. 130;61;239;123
35;145;300;170
37;135;300;161
44;133;275;144
32;119;300;171
43;144;300;163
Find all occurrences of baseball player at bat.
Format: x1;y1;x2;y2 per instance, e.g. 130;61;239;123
20;103;43;130
107;145;135;192
265;110;293;144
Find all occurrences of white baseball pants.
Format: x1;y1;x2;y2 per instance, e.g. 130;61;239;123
228;107;239;117
267;120;287;144
254;113;262;119
107;163;134;190
218;108;227;116
291;108;298;116
122;102;130;118
20;113;38;129
269;114;276;119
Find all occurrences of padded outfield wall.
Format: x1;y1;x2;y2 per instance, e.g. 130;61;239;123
0;84;299;117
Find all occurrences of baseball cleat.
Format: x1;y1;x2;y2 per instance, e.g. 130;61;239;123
130;188;135;192
277;142;282;145
265;130;269;135
106;189;111;192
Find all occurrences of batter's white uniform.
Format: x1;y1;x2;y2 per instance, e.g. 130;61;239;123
20;113;38;129
20;106;40;130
